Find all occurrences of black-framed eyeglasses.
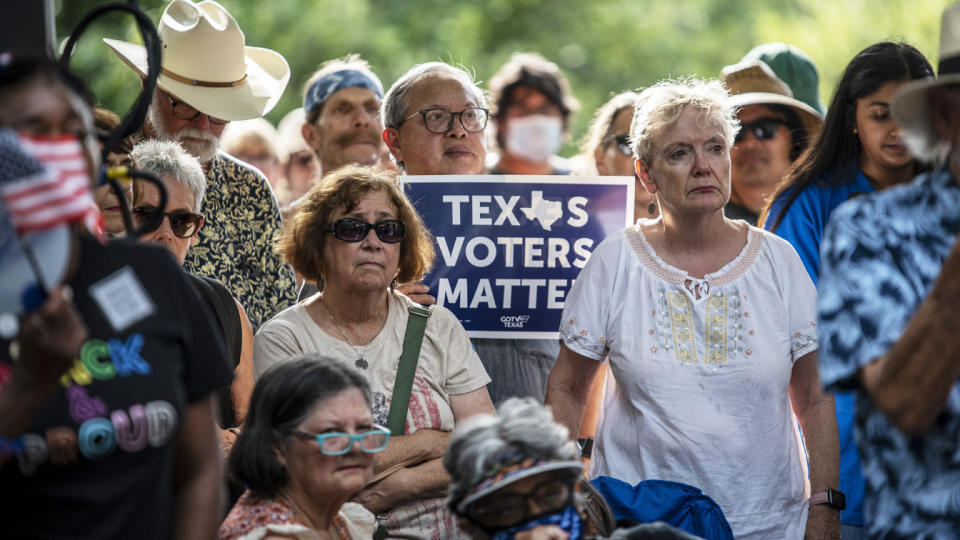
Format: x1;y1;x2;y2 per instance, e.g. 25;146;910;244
293;425;391;455
466;477;574;527
734;118;787;144
162;91;229;126
326;218;406;243
604;133;633;157
132;205;204;238
402;107;490;134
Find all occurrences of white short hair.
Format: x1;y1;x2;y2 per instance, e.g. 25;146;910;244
131;139;206;211
630;77;739;165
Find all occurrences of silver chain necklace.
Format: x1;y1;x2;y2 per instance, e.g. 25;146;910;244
319;296;384;371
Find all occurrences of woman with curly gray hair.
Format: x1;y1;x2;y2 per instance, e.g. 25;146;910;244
445;398;700;540
446;397;585;539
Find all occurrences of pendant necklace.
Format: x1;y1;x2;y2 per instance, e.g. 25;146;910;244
320;297;384;371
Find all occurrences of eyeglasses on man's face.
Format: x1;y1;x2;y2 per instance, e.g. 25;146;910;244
132;205;204;238
402;107;490;134
326;218;406;243
162;91;229;126
293;425;391;455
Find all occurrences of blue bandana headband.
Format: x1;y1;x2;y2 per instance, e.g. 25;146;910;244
303;69;383;115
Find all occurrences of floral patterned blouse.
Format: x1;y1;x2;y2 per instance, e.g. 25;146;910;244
182;152;296;330
561;220;818;540
218;490;376;540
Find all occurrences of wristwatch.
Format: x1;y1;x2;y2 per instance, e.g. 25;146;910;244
809;488;846;510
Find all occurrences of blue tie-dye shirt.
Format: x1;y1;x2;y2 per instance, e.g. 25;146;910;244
819;165;960;539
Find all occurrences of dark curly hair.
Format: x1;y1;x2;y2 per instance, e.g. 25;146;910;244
228;354;372;498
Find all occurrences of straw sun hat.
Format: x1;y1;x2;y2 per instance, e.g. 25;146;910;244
721;59;824;137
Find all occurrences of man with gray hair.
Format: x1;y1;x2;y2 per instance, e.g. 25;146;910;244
382;62;558;408
105;0;296;330
301;54;385;177
817;3;960;535
131;138;255;453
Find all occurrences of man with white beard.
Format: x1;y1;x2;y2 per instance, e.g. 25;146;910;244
105;0;296;329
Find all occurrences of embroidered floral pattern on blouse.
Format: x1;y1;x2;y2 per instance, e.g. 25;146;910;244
630;225;758;367
789;332;817;360
560;317;606;359
661;288;698;364
705;293;745;365
183;152;296;331
653;287;746;366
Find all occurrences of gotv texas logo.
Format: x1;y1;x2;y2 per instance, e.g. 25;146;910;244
500;315;531;328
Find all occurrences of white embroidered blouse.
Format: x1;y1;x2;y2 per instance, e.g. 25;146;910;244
561;220;818;540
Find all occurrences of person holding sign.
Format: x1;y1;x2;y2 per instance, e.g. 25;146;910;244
253;164;494;539
383;61;565;407
545;78;841;539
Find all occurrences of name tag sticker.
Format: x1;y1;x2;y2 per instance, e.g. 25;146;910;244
88;266;155;332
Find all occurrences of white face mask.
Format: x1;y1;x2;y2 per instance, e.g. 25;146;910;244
504;115;563;163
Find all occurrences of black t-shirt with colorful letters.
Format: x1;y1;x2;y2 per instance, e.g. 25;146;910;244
0;234;232;539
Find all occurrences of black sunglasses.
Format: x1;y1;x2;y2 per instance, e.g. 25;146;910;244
605;133;632;157
326;218;406;243
132;206;204;238
734;118;787;144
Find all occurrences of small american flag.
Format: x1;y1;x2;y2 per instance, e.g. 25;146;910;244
0;129;101;237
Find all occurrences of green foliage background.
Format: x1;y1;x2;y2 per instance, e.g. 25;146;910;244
56;0;948;155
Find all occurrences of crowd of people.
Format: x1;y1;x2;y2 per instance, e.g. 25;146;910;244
2;0;960;538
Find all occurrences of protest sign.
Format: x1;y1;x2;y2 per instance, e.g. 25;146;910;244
405;175;633;338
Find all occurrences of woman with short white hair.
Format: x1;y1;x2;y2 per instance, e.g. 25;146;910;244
132;139;255;454
546;78;841;539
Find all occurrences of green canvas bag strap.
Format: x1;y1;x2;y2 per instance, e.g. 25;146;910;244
386;305;431;437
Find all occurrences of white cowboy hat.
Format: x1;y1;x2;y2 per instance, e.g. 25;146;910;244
892;2;960;148
721;59;824;138
104;0;289;121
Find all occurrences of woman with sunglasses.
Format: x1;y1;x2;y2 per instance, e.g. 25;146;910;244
255;164;495;539
221;354;385;539
758;42;933;537
577;91;657;221
131;139;256;463
546;78;840;539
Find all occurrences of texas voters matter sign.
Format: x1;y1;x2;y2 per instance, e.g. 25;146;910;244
404;175;633;339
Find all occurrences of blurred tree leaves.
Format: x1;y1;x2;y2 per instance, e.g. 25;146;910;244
55;0;947;155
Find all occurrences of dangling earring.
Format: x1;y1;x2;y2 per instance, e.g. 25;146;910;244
317;273;325;293
648;201;657;215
